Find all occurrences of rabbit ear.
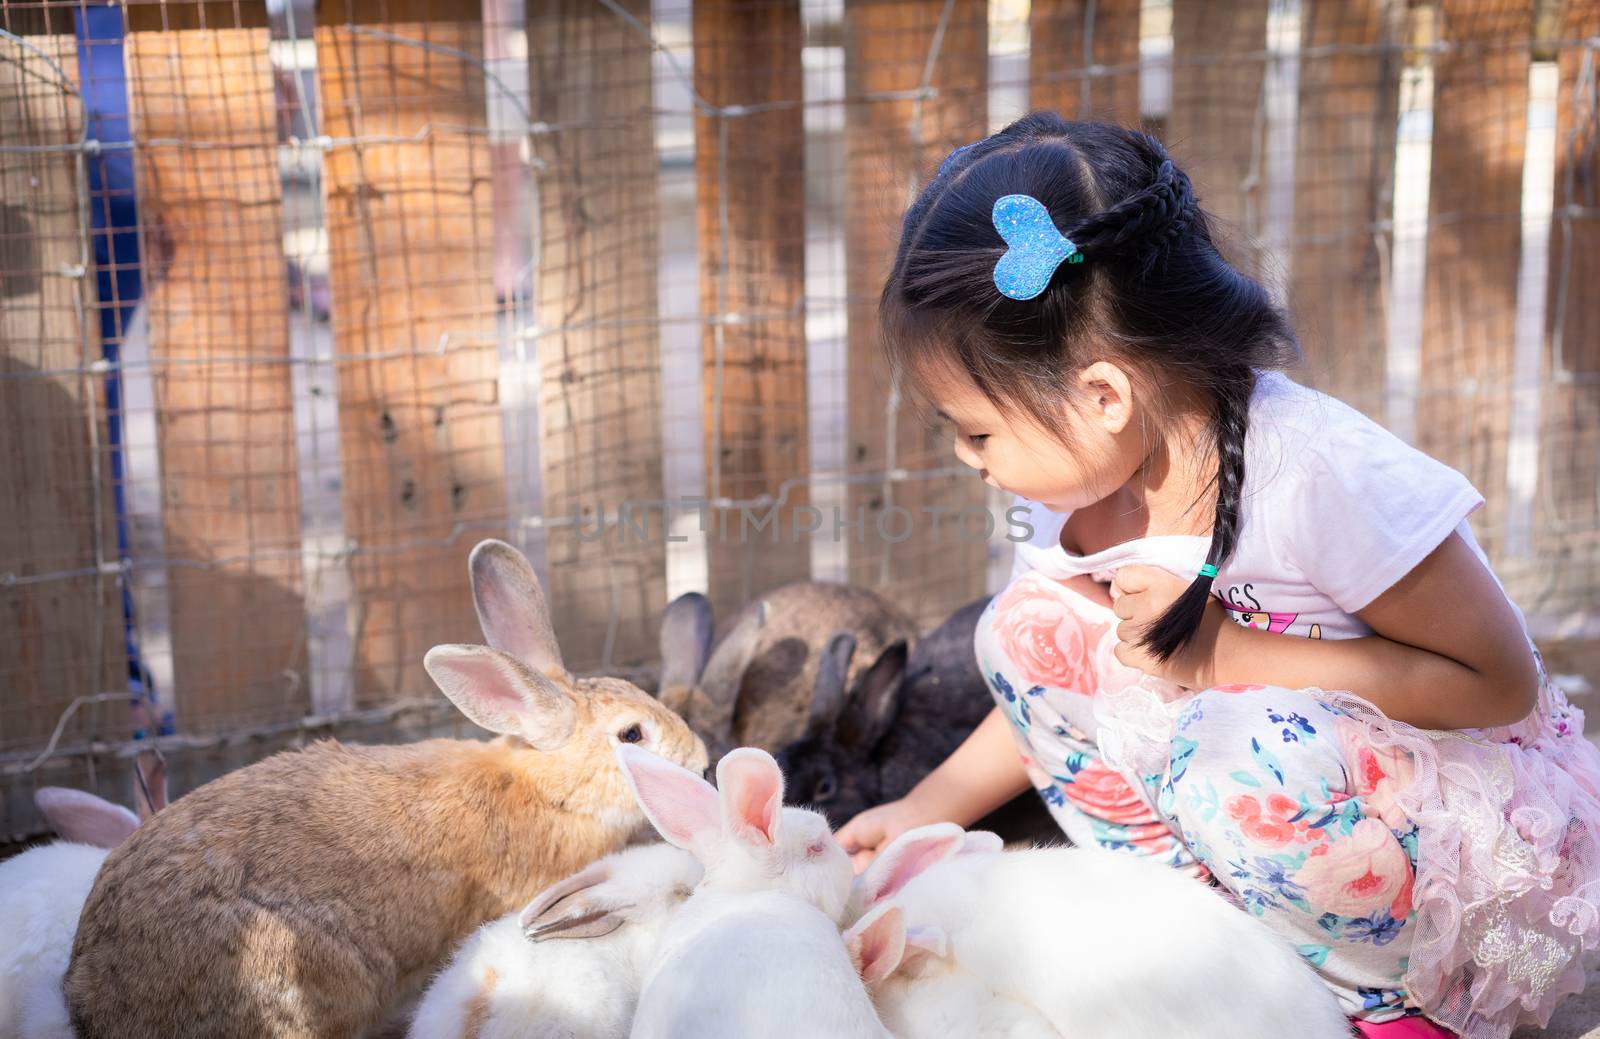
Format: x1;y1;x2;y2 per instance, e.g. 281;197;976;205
424;645;577;751
616;744;722;858
520;860;629;941
844;902;906;988
902;923;949;966
838;640;907;751
133;748;167;821
806;632;855;739
659;592;714;708
34;787;139;849
698;601;767;708
716;747;784;849
469;539;568;680
854;822;966;911
958;830;1004;856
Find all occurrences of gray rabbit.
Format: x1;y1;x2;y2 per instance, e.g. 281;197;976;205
776;597;1059;846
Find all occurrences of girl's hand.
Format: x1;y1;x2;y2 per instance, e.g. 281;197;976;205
1111;565;1228;689
835;795;944;873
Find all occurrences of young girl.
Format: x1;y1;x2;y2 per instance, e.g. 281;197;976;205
835;114;1600;1039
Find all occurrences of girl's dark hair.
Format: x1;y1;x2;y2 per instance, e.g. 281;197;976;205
881;113;1298;661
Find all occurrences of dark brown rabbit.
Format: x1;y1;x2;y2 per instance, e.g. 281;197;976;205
681;581;919;756
776;597;1059;846
64;540;707;1039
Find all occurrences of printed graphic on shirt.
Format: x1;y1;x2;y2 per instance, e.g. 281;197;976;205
1217;584;1323;640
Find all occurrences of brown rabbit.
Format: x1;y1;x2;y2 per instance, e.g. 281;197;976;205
703;582;919;755
64;539;708;1039
655;591;767;761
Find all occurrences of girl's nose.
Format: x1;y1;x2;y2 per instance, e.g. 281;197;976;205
952;437;982;470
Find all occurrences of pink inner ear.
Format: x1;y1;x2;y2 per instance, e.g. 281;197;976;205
425;647;530;735
34;788;139;849
618;746;720;855
717;749;783;846
847;904;906;987
864;828;965;908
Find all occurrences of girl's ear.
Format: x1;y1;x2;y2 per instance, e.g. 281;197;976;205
1076;360;1135;435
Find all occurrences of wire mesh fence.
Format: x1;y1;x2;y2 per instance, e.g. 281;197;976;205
1;0;1597;841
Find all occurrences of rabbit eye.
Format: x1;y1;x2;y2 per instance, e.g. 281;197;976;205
806;841;827;858
618;724;644;744
814;776;837;802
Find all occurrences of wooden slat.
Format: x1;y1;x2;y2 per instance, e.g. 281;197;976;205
1535;0;1600;603
0;3;75;37
126;29;307;731
125;2;271;33
693;0;810;619
1168;0;1268;261
1289;0;1399;420
842;0;989;629
0;35;126;749
1028;0;1141;126
527;0;667;669
317;21;507;702
1417;0;1530;561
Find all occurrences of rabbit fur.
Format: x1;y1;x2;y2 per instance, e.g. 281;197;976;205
776;597;1058;846
65;540;707;1039
617;745;887;1039
406;842;702;1039
660;582;917;757
1;752;166;1039
849;824;1351;1039
654;592;765;763
845;901;1062;1039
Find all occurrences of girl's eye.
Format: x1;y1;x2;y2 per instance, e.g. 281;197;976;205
967;434;989;447
618;724;644;744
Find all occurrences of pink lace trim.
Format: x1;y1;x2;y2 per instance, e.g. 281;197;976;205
1324;671;1600;1039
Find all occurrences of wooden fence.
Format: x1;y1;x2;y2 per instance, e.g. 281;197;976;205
1;0;1596;839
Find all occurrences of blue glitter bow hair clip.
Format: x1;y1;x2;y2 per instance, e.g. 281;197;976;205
991;194;1083;301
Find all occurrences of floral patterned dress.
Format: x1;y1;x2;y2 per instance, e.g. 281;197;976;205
976;541;1600;1037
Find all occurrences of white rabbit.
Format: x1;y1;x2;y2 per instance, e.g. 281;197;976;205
615;744;886;1039
1;754;166;1039
406;842;702;1039
845;901;1061;1039
851;824;1350;1039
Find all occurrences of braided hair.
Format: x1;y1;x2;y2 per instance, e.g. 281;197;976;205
881;113;1297;661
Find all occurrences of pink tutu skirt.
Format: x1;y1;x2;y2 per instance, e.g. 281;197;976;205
1326;661;1600;1039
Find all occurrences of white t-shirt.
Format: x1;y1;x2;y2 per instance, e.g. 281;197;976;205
1009;371;1504;642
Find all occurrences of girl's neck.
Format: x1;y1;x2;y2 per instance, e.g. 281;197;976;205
1064;410;1217;555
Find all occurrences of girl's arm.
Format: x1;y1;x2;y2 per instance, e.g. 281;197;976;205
1115;533;1540;730
899;706;1033;824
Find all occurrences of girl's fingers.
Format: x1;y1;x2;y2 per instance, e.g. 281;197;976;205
1112;566;1155;596
835;813;878;853
851;847;878;873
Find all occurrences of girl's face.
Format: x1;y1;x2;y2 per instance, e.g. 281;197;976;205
924;362;1147;514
